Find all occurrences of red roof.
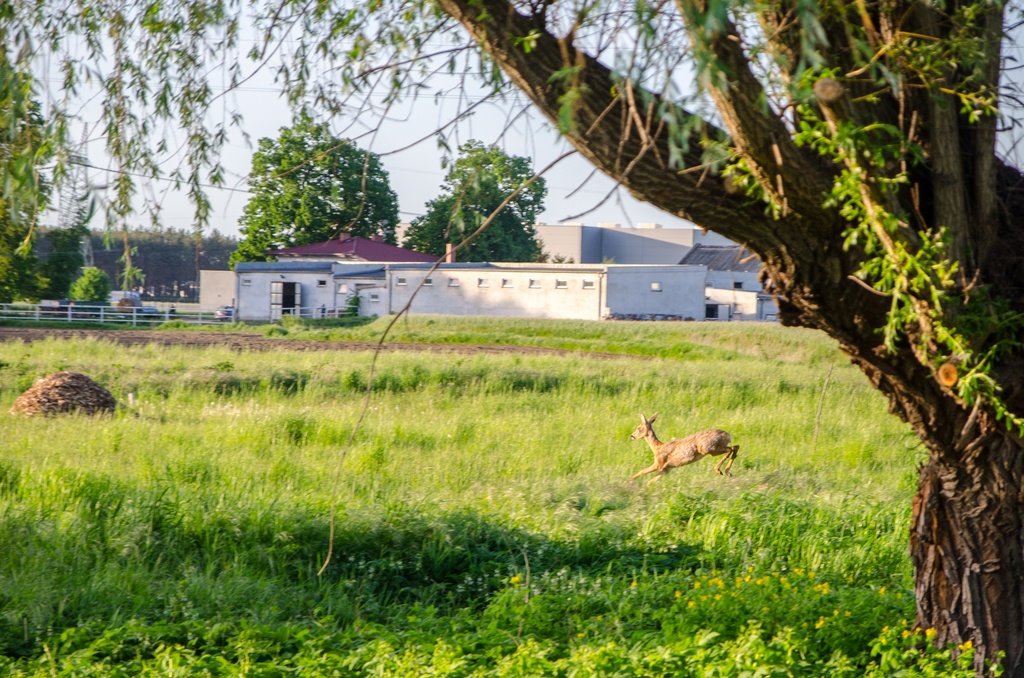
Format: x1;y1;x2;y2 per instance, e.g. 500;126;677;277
271;234;439;263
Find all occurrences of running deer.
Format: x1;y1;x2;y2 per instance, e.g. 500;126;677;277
629;413;738;482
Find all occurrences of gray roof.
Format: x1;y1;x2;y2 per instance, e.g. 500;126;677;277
235;261;334;273
678;244;760;272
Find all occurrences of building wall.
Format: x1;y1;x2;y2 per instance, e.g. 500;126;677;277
227;261;748;323
198;270;236;310
705;268;762;292
535;223;735;265
705;287;778;321
235;268;339;321
604;266;707;318
387;265;607;320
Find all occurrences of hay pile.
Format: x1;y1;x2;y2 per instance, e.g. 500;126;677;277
10;371;117;416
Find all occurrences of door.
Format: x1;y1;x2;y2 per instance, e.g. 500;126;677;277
270;281;302;320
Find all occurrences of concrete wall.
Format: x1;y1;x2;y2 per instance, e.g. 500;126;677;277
604;266;707;318
235;264;350;321
228;260;749;323
535;223;735;265
705;268;762;292
387;265;607;320
198;270;236;310
705;287;778;321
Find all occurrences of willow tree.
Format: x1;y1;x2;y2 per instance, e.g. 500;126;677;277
6;0;1024;672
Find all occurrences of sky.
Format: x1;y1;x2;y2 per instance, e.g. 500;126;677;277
58;71;701;240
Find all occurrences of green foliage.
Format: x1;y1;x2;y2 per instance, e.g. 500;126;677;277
789;72;1024;434
0;58;49;303
402;141;546;262
231;115;399;266
68;266;112;304
37;226;87;300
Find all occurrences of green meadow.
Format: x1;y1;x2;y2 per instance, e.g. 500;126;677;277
0;319;977;675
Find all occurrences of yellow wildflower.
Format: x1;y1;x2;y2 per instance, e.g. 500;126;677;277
925;628;937;640
509;574;522;585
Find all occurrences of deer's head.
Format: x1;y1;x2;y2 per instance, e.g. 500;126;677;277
630;412;658;440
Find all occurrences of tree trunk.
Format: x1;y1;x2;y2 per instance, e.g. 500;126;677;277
911;421;1024;674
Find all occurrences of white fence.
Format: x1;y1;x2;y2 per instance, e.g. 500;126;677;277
0;303;226;326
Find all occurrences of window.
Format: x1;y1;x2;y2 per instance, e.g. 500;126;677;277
448;278;461;287
528;279;541;289
241;278;252;286
733;281;743;289
338;283;349;294
423;277;433;286
650;282;663;292
396;277;407;286
705;304;719;319
582;280;596;290
317;279;327;288
501;278;514;288
477;278;490;288
369;293;380;303
555;280;568;289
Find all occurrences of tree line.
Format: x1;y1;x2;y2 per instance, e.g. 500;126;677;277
28;228;238;302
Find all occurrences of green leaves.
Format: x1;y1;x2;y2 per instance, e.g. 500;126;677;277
231;116;400;266
402;141;546;262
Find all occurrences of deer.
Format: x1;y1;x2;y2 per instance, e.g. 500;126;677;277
629;413;738;482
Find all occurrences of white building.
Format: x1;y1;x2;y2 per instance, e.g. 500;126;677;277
229;261;710;322
535;222;734;264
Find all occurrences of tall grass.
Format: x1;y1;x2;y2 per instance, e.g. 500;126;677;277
0;321;967;675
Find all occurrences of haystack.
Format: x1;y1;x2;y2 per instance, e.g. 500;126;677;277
10;371;117;416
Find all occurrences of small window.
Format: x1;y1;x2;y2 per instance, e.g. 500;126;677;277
317;279;327;288
733;281;743;289
369;293;380;303
396;277;407;286
528;279;541;289
241;278;252;286
338;283;349;294
650;281;663;292
555;280;568;289
501;278;514;288
477;278;490;288
448;278;461;287
582;280;595;290
423;277;433;286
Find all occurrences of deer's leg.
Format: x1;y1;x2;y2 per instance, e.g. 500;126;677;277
645;472;666;486
721;446;738;477
630;463;660;481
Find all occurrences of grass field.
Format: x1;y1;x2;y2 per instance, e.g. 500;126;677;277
0;319;977;675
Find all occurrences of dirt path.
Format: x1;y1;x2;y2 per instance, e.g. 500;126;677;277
0;326;626;360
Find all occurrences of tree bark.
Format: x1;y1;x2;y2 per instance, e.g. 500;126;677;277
911;417;1024;673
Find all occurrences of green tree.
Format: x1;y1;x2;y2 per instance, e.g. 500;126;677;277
9;0;1024;670
403;141;545;262
231;116;400;266
68;266;111;304
38;225;87;299
0;56;47;302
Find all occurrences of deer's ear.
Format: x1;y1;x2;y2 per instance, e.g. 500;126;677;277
639;413;647;424
650;413;658;423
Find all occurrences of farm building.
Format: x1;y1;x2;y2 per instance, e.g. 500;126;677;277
533;222;735;265
201;226;777;321
229;261;711;322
